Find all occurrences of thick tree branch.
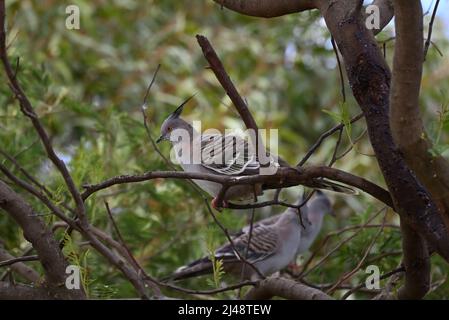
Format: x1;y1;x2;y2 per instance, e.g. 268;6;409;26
397;223;430;299
316;0;449;262
0;180;85;299
213;0;393;34
0;162;74;226
212;0;317;18
389;0;438;299
0;281;52;300
245;276;333;300
390;0;449;229
82;166;394;208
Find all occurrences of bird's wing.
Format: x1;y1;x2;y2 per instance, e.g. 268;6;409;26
239;214;281;235
162;223;279;281
215;223;279;264
199;133;261;176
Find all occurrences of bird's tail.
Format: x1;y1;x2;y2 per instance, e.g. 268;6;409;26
160;257;213;282
314;178;357;195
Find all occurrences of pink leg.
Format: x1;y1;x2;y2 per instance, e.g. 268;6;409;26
211;197;228;210
287;262;302;275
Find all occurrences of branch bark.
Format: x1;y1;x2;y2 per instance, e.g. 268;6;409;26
245;277;333;300
0;247;40;283
82;166;394;208
398;223;430;299
0;281;52;300
0;180;85;299
390;0;449;229
389;0;437;299
212;0;317;18
315;0;449;262
213;0;393;35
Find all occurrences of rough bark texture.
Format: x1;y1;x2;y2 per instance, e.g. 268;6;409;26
212;0;317;18
398;222;430;299
0;181;85;299
214;0;394;34
245;277;333;300
316;0;449;261
390;0;449;230
389;0;440;299
0;247;40;283
0;282;52;300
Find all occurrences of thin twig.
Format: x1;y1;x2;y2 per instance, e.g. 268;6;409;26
424;0;440;60
341;266;405;300
331;37;346;103
326;210;387;294
104;201;162;297
0;148;53;199
203;199;265;279
238;206;256;298
298;207;387;279
297;113;364;167
0;255;39;268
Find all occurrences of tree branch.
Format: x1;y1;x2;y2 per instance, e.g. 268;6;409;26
0;247;40;283
213;0;393;34
0;180;85;299
196;34;267;165
244;276;333;300
0;254;39;268
397;222;430;299
82;166;394;208
0;281;52;300
316;0;449;262
389;0;438;299
298;113;364;167
423;0;440;60
212;0;317;18
390;0;449;230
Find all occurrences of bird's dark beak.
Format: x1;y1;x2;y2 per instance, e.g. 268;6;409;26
156;135;163;143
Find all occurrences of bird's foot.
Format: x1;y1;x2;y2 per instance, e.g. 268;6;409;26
211;197;228;211
287;262;302;276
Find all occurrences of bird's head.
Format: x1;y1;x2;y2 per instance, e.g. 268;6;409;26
309;191;335;219
157;94;195;144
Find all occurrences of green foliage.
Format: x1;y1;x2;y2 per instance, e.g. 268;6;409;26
206;227;225;288
61;233;92;297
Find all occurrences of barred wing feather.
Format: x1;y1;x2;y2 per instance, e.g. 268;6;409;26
200;133;260;175
215;224;278;263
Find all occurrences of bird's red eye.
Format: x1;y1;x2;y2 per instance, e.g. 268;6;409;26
167;127;172;132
